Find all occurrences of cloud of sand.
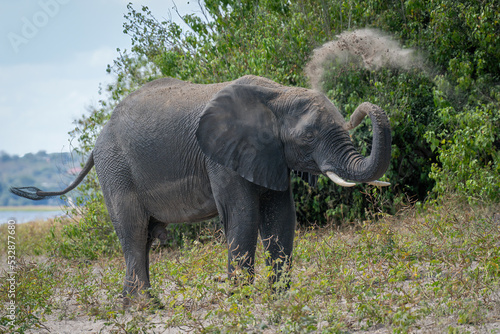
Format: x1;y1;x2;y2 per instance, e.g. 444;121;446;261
305;29;425;91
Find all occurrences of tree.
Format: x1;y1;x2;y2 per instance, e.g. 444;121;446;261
68;0;499;237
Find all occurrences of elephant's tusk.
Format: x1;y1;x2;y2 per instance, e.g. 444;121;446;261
326;172;357;187
326;171;390;187
367;180;391;187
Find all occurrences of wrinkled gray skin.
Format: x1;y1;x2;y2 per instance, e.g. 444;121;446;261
11;75;391;298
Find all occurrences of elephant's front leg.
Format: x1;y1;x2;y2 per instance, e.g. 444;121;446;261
259;186;296;291
209;169;261;283
225;212;260;283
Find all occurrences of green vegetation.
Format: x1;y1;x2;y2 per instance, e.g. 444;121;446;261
71;0;499;230
1;199;499;332
1;0;499;332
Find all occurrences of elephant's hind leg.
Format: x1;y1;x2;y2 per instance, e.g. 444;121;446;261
110;202;151;300
94;150;154;302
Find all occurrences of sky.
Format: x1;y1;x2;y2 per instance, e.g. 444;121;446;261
0;0;200;156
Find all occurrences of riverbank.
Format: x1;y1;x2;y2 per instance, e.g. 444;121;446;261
0;206;66;224
0;205;63;212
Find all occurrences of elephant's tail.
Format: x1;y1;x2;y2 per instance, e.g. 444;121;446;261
10;152;95;200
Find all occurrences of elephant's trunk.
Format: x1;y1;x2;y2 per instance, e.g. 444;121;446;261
326;102;392;186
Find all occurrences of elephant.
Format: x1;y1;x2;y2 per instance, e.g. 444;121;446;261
11;75;391;299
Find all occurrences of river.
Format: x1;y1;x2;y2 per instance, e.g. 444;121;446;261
0;208;67;224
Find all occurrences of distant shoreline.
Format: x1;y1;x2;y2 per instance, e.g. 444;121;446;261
0;205;64;212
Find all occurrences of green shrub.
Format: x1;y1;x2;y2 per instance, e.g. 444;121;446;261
45;172;120;260
425;79;500;203
68;0;499;229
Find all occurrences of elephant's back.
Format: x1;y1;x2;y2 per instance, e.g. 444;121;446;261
93;78;228;222
100;78;228;170
106;78;226;138
112;78;227;121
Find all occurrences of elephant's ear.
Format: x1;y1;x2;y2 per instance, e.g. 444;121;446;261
196;84;289;191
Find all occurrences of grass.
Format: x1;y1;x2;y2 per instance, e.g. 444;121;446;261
0;218;70;257
0;199;499;333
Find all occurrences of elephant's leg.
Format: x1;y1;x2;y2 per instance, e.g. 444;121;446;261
259;187;296;290
111;203;151;299
222;201;260;283
144;222;165;308
209;169;261;283
224;214;260;283
93;151;154;302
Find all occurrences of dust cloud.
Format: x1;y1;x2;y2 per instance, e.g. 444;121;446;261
305;29;426;91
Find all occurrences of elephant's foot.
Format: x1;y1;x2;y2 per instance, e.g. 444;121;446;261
119;289;164;310
267;265;292;295
270;275;291;295
119;275;162;309
225;266;256;298
228;265;255;285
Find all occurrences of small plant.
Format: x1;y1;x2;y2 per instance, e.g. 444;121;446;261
1;198;499;332
46;190;120;260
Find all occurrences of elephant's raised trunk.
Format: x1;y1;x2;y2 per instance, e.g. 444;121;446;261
326;102;392;187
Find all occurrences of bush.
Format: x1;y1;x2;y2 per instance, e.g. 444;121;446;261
426;78;500;203
46;171;120;260
67;0;499;231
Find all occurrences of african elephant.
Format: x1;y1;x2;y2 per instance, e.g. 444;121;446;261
11;75;391;299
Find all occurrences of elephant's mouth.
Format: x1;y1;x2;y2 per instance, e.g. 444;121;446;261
325;171;390;188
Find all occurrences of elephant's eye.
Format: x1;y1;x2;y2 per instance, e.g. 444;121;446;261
303;131;315;142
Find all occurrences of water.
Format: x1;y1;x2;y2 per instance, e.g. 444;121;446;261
0;209;66;224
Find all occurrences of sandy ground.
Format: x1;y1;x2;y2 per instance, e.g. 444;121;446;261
24;316;500;334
